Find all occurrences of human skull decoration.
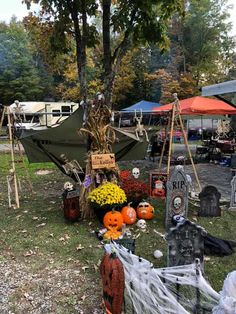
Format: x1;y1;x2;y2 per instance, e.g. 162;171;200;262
132;167;140;179
173;196;182;210
136;219;147;231
64;181;74;191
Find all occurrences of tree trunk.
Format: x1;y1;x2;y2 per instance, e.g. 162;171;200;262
71;2;87;101
102;0;112;107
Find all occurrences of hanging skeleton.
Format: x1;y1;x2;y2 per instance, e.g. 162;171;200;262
9;100;26;123
216;119;231;139
60;154;84;184
134;109;149;142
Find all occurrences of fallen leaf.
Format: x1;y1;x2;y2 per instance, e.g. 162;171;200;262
36;223;46;228
81;295;86;301
82;266;89;271
76;244;85;251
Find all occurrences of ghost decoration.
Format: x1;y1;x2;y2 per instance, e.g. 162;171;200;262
136;219;147;231
132;167;140;179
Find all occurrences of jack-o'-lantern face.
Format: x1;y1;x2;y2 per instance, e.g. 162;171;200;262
136;201;154;220
103;210;123;230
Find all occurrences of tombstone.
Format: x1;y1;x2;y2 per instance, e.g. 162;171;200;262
166;220;206;269
229;176;236;211
165;166;189;229
199;185;221;217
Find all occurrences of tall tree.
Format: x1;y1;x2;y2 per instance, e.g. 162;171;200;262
183;0;235;86
0;20;45;105
24;0;98;101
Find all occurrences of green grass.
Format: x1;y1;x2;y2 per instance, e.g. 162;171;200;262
0;151;236;307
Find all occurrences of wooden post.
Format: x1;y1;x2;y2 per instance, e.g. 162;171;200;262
167;103;176;176
7;107;20;208
159;114;171;169
0;106;6;135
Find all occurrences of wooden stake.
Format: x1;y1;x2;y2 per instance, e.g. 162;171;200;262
158;114;171;170
167;102;176;176
176;106;202;191
0;106;6;135
7;107;20;208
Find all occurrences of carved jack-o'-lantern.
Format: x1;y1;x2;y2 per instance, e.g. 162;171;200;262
100;252;125;314
152;180;165;199
136;201;154;220
103;210;123;231
121;203;137;225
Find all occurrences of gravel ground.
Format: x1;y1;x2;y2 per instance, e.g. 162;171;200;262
0;259;103;314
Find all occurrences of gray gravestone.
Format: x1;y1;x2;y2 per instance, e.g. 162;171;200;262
229;176;236;211
166;220;206;269
165;166;189;229
199;185;221;217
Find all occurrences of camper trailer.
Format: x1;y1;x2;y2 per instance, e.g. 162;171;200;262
9;101;79;131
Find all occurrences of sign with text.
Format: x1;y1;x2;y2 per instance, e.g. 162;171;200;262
91;153;116;169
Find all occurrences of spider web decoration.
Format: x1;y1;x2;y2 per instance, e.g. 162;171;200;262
105;243;220;314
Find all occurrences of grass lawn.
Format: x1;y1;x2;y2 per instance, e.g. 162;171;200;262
0;152;236;312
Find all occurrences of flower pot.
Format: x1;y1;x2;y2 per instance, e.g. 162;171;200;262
91;203;123;224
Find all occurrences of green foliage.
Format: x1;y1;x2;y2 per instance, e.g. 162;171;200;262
0;21;46;105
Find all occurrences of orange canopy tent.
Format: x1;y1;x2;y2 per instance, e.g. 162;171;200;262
152;96;236;115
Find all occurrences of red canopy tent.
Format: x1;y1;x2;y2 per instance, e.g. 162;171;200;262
152;96;236;115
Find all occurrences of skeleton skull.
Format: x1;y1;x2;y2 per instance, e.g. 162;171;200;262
64;181;74;191
136;219;147;231
132;167;140;179
173;196;182;210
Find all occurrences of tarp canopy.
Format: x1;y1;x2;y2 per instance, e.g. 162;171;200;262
153;96;236;115
122;100;161;113
18;107;153;179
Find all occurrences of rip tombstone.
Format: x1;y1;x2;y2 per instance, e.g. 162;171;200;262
166;220;206;268
165;166;189;229
199;185;221;217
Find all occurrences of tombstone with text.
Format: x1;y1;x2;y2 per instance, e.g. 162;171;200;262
165;166;189;229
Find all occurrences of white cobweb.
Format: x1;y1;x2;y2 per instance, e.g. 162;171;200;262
105;242;220;314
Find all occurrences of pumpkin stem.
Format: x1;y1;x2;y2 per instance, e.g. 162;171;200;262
128;202;132;207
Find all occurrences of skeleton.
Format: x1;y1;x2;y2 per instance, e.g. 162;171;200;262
136;219;147;231
134;109;149;142
216;119;231;139
60;154;84;184
6;169;14;208
10;100;26;123
132;167;140;179
64;181;74;191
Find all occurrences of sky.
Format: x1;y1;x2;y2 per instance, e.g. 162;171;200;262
0;0;236;35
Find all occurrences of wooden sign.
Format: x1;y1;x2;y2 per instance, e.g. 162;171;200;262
91;153;116;169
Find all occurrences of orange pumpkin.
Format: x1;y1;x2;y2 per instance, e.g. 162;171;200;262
103;229;122;240
136;201;154;220
103;210;123;231
121;203;137;225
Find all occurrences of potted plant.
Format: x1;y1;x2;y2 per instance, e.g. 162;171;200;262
88;182;127;223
